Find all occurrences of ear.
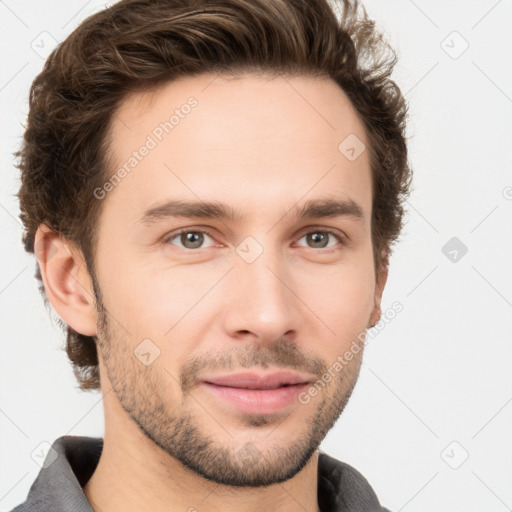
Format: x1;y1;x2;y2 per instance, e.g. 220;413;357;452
34;224;97;336
369;251;389;328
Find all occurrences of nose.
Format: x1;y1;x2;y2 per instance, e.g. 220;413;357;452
221;244;302;344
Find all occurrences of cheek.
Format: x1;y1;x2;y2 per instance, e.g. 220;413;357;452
95;228;376;348
296;260;376;339
98;254;226;339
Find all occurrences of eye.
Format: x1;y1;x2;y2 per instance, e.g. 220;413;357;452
296;230;344;250
164;228;345;252
166;229;216;250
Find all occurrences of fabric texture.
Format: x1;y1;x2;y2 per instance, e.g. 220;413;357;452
10;436;391;512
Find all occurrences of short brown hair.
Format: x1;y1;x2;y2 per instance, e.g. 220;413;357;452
15;0;412;390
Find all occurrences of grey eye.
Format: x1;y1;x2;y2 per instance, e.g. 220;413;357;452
297;231;340;249
168;231;215;249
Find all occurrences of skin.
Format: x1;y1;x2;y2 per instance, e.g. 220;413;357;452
36;72;387;512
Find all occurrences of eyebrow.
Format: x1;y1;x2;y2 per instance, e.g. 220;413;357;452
138;197;364;225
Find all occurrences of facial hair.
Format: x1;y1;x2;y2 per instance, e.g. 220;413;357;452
92;276;365;488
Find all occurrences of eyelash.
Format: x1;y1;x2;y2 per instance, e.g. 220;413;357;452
164;227;346;252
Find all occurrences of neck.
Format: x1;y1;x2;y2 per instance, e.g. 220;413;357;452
83;387;321;512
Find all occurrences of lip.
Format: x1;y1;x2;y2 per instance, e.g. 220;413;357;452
200;371;312;415
202;371;312;389
201;382;309;414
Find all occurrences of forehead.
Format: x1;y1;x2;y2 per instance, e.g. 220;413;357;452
103;73;372;222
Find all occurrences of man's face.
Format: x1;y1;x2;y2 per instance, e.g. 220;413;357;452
91;73;384;486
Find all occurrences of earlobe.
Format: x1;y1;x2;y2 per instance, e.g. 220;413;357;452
34;224;97;336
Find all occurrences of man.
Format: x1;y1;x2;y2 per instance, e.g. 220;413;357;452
12;0;411;510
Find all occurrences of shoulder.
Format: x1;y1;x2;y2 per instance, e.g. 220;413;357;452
318;450;392;512
7;435;102;512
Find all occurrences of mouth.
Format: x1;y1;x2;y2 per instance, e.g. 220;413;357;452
199;371;312;414
202;370;311;389
205;382;301;390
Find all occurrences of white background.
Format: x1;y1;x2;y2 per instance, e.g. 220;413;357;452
1;1;511;510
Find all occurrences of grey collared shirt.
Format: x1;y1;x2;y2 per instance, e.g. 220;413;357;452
10;436;391;512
